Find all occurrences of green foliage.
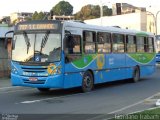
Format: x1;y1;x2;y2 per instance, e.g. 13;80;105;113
32;11;46;20
51;1;73;16
32;11;38;20
112;108;160;120
75;4;112;21
12;19;18;25
25;17;32;21
138;108;160;114
103;6;112;16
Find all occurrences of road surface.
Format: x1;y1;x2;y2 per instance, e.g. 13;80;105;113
0;65;160;120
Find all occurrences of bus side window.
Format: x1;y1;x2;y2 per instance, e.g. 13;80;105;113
65;35;82;63
144;37;148;52
126;35;136;53
112;33;125;53
148;37;154;53
72;35;81;54
83;31;96;54
65;35;75;54
137;36;145;52
97;32;111;53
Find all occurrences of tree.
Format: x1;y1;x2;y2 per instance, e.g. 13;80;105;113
75;4;112;21
51;1;73;16
32;11;46;20
38;12;46;20
13;19;18;25
25;17;32;21
32;11;39;20
103;6;112;16
75;5;96;21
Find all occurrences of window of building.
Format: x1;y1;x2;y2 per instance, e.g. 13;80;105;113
126;35;136;53
112;33;125;53
83;31;96;54
97;32;111;53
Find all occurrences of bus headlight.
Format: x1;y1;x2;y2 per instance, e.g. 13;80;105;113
11;65;18;74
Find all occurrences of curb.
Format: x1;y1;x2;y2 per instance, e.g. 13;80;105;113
129;106;160;115
0;86;32;93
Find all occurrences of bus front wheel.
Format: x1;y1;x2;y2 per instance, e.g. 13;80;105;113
82;71;94;92
132;67;140;82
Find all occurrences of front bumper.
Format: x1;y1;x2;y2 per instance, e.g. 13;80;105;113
11;73;64;88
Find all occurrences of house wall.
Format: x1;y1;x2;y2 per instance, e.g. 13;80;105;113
84;12;156;34
0;39;10;77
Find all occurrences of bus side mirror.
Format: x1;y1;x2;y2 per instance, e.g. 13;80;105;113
64;30;75;48
4;37;8;49
4;30;14;49
12;40;15;50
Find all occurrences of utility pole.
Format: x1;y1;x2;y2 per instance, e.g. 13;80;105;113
100;0;103;26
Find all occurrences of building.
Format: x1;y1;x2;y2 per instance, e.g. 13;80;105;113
85;3;155;34
0;24;13;77
0;16;11;25
51;15;74;20
112;3;146;15
10;12;33;24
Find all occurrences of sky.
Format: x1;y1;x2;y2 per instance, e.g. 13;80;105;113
0;0;160;18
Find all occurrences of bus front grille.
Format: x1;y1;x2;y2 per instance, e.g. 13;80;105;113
21;67;47;73
23;79;46;84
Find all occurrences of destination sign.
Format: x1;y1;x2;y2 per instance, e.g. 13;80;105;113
18;23;58;30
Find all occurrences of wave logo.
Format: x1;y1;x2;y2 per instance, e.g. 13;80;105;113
97;54;105;69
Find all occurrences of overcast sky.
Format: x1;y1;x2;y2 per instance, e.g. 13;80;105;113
0;0;160;17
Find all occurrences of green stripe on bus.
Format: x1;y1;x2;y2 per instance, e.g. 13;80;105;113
136;32;149;37
72;54;97;68
128;53;156;64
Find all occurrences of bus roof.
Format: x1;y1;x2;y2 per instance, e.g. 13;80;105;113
63;21;154;37
14;20;154;37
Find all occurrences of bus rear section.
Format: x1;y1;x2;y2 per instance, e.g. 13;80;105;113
62;22;156;92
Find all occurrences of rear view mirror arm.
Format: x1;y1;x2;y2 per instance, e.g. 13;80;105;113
5;30;14;49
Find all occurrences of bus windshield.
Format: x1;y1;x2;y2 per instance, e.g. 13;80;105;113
12;33;61;62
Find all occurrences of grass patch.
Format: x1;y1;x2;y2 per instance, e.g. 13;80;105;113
113;108;160;120
139;107;160;114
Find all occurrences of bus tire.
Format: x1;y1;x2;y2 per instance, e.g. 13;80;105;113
37;88;50;92
82;71;94;92
132;66;140;82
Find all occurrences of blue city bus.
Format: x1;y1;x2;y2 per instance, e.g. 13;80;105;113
5;20;156;92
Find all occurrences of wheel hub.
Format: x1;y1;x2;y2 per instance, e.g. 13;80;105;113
84;76;91;88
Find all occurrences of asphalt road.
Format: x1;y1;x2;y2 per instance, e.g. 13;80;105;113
0;65;160;120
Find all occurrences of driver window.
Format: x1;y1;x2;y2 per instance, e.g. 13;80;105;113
65;35;81;54
65;35;82;63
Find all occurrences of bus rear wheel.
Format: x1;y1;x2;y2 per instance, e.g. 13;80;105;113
82;71;94;92
37;88;50;92
132;67;140;82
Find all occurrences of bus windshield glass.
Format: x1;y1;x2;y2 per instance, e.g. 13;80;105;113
12;33;61;62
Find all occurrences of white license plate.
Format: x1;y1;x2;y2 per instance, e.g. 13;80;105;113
29;78;38;81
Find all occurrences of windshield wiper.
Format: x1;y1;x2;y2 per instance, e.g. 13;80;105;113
23;32;31;54
40;31;50;53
